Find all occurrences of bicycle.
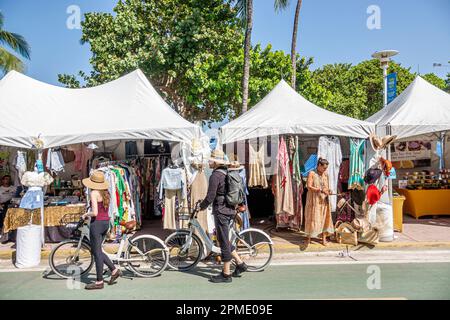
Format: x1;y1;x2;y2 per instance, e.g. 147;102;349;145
48;213;169;279
165;201;274;272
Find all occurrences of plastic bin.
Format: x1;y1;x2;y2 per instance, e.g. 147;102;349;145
393;195;406;232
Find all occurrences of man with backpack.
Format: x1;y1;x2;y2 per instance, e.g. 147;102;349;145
198;149;248;283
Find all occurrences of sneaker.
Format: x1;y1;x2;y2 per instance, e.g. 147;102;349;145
85;282;104;290
210;272;232;283
232;262;248;278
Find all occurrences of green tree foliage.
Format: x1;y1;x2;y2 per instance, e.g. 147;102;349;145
422;73;447;90
311;59;447;120
59;0;321;122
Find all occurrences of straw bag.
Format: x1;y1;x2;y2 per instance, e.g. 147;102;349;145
335;221;358;246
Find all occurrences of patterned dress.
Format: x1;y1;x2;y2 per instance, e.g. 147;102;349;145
304;171;334;238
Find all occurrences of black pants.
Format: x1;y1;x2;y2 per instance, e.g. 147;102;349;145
89;219;115;281
214;213;236;263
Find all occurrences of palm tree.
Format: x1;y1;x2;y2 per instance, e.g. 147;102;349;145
236;0;253;114
0;11;31;73
275;0;303;89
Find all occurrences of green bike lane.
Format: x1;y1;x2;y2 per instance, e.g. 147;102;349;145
0;262;449;300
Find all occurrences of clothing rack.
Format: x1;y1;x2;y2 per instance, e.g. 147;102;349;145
96;159;135;168
126;153;172;158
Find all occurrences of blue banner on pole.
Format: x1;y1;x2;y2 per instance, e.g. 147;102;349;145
387;72;397;104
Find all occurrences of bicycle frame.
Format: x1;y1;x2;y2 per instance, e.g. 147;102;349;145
181;214;241;256
72;220;151;264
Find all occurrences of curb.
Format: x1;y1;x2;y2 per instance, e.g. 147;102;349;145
1;241;450;261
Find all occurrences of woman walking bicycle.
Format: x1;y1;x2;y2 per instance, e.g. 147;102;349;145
81;171;121;290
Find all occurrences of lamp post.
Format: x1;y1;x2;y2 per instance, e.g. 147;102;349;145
371;50;399;107
371;50;399;242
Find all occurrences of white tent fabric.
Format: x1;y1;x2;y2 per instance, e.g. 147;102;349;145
220;80;374;144
367;76;450;139
0;69;202;148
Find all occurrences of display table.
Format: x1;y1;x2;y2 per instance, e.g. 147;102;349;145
1;204;85;243
396;189;450;219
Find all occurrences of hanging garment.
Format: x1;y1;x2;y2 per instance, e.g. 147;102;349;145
46;148;65;174
301;154;318;177
159;167;187;200
291;136;304;229
317;136;342;212
125;141;138;158
273;137;295;228
61;148;75;163
348;139;365;190
19;187;44;210
190;166;209;233
304;171;334;238
248;143;268;188
163;189;188;230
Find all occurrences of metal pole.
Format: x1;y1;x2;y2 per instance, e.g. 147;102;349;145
383;64;388;107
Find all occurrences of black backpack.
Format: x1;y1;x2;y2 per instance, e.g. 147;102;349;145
217;168;245;207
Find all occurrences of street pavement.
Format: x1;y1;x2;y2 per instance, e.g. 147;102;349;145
0;251;449;300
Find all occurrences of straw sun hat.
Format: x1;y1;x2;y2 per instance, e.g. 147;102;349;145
82;171;109;190
369;133;397;151
209;149;229;165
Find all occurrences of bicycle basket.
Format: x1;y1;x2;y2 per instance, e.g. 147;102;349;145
60;213;84;236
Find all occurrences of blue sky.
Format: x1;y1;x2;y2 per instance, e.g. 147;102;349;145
1;0;449;86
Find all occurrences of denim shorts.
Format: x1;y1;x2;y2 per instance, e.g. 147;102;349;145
19;188;44;210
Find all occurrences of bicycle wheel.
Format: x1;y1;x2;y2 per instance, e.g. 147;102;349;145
49;239;93;279
126;235;169;278
165;230;203;271
234;229;273;272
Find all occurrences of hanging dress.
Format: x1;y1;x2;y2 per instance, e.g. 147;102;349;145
348;138;365;190
248;143;268;188
273;137;295;228
190;164;209;233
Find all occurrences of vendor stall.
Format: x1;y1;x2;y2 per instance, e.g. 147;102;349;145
367;76;450;219
219;80;381;243
0;69;206;244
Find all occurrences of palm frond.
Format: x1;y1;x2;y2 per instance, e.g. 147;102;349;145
0;47;24;73
235;0;248;27
274;0;291;12
0;11;4;29
0;31;31;59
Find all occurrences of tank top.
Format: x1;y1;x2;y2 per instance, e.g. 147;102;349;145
93;201;109;221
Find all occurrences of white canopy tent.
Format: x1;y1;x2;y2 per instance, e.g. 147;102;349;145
367;76;450;139
220;80;374;144
0;69;202;149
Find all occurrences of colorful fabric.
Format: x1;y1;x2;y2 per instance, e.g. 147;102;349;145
301;154;318;177
348;138;365;190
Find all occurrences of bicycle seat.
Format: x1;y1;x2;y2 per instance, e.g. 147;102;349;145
120;220;136;233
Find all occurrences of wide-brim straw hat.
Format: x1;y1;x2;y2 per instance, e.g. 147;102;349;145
369;133;383;151
380;135;397;149
209;149;229;165
228;160;244;171
82;170;109;190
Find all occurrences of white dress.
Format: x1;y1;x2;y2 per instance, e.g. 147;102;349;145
317;136;342;212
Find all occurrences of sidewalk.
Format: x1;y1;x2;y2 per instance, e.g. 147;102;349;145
1;214;450;262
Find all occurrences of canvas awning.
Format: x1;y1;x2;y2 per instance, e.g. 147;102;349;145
220;80;374;144
367;76;450;139
0;69;202;149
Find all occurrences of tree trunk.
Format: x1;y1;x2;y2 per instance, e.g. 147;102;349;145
290;0;302;89
241;0;253;114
